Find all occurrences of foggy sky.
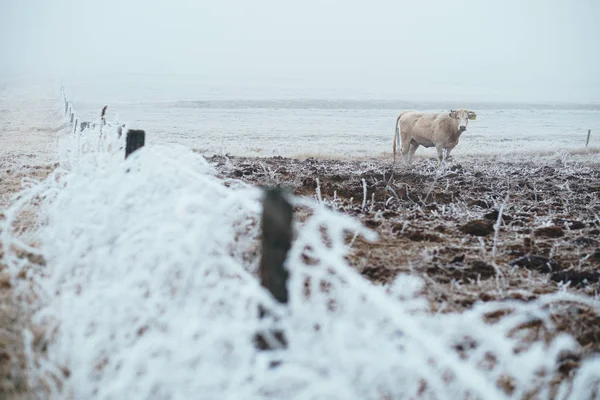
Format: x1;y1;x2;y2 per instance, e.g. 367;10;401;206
1;0;599;102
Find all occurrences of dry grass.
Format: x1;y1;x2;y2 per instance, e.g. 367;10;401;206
0;159;55;399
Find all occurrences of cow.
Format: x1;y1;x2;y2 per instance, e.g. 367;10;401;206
393;109;477;165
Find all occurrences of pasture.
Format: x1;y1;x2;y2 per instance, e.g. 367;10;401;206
1;84;600;399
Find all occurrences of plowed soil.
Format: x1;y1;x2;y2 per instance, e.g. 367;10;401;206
210;154;600;364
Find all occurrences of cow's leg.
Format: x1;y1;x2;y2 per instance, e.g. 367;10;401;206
436;144;446;165
407;141;420;164
393;131;398;163
401;136;411;164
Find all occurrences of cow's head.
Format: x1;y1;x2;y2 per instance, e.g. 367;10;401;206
449;109;477;132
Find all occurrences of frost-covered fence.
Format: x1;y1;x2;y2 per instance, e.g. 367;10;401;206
62;86;79;136
60;87;144;161
2;88;600;399
125;129;146;159
255;188;294;351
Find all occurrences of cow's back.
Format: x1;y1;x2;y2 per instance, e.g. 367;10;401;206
400;112;441;144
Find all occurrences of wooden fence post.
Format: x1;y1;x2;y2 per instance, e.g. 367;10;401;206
125;129;145;159
73;119;78;134
586;129;591;147
254;187;293;351
70;112;74;125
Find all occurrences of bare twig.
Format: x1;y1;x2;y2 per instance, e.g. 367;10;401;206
361;178;367;211
315;177;323;204
492;193;509;259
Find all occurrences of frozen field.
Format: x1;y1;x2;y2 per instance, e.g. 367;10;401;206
0;79;62;162
63;76;600;159
2;79;600;399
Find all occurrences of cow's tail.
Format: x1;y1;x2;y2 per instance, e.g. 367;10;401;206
393;113;403;164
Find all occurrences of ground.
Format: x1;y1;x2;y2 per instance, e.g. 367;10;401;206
209;153;600;373
2;80;599;396
1;146;600;397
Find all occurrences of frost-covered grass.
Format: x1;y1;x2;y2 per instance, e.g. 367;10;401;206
2;97;600;399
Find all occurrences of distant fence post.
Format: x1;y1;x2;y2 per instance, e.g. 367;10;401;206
70;112;74;125
586;129;591;147
64;100;68;114
73;119;78;134
125;129;145;159
100;105;108;126
254;187;293;351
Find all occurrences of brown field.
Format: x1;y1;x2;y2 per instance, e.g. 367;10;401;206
0;158;55;399
209;153;600;375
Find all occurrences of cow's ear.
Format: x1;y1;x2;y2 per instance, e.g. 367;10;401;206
449;110;457;118
467;111;477;120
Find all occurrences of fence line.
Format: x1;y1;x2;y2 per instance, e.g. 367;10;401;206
60;86;292;352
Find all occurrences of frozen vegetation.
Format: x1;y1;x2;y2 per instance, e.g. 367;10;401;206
1;82;600;399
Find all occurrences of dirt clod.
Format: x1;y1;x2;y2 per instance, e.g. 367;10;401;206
459;219;494;236
552;219;586;230
484;210;513;223
404;230;443;242
361;266;396;284
364;219;381;229
534;226;564;238
451;255;465;263
470;261;496;280
551;270;600;287
510;255;561;273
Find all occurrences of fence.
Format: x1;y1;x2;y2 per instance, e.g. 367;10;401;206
61;86;294;352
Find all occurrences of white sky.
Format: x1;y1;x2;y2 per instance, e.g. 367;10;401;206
1;0;599;102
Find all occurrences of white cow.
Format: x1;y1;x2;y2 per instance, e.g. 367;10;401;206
393;109;477;164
